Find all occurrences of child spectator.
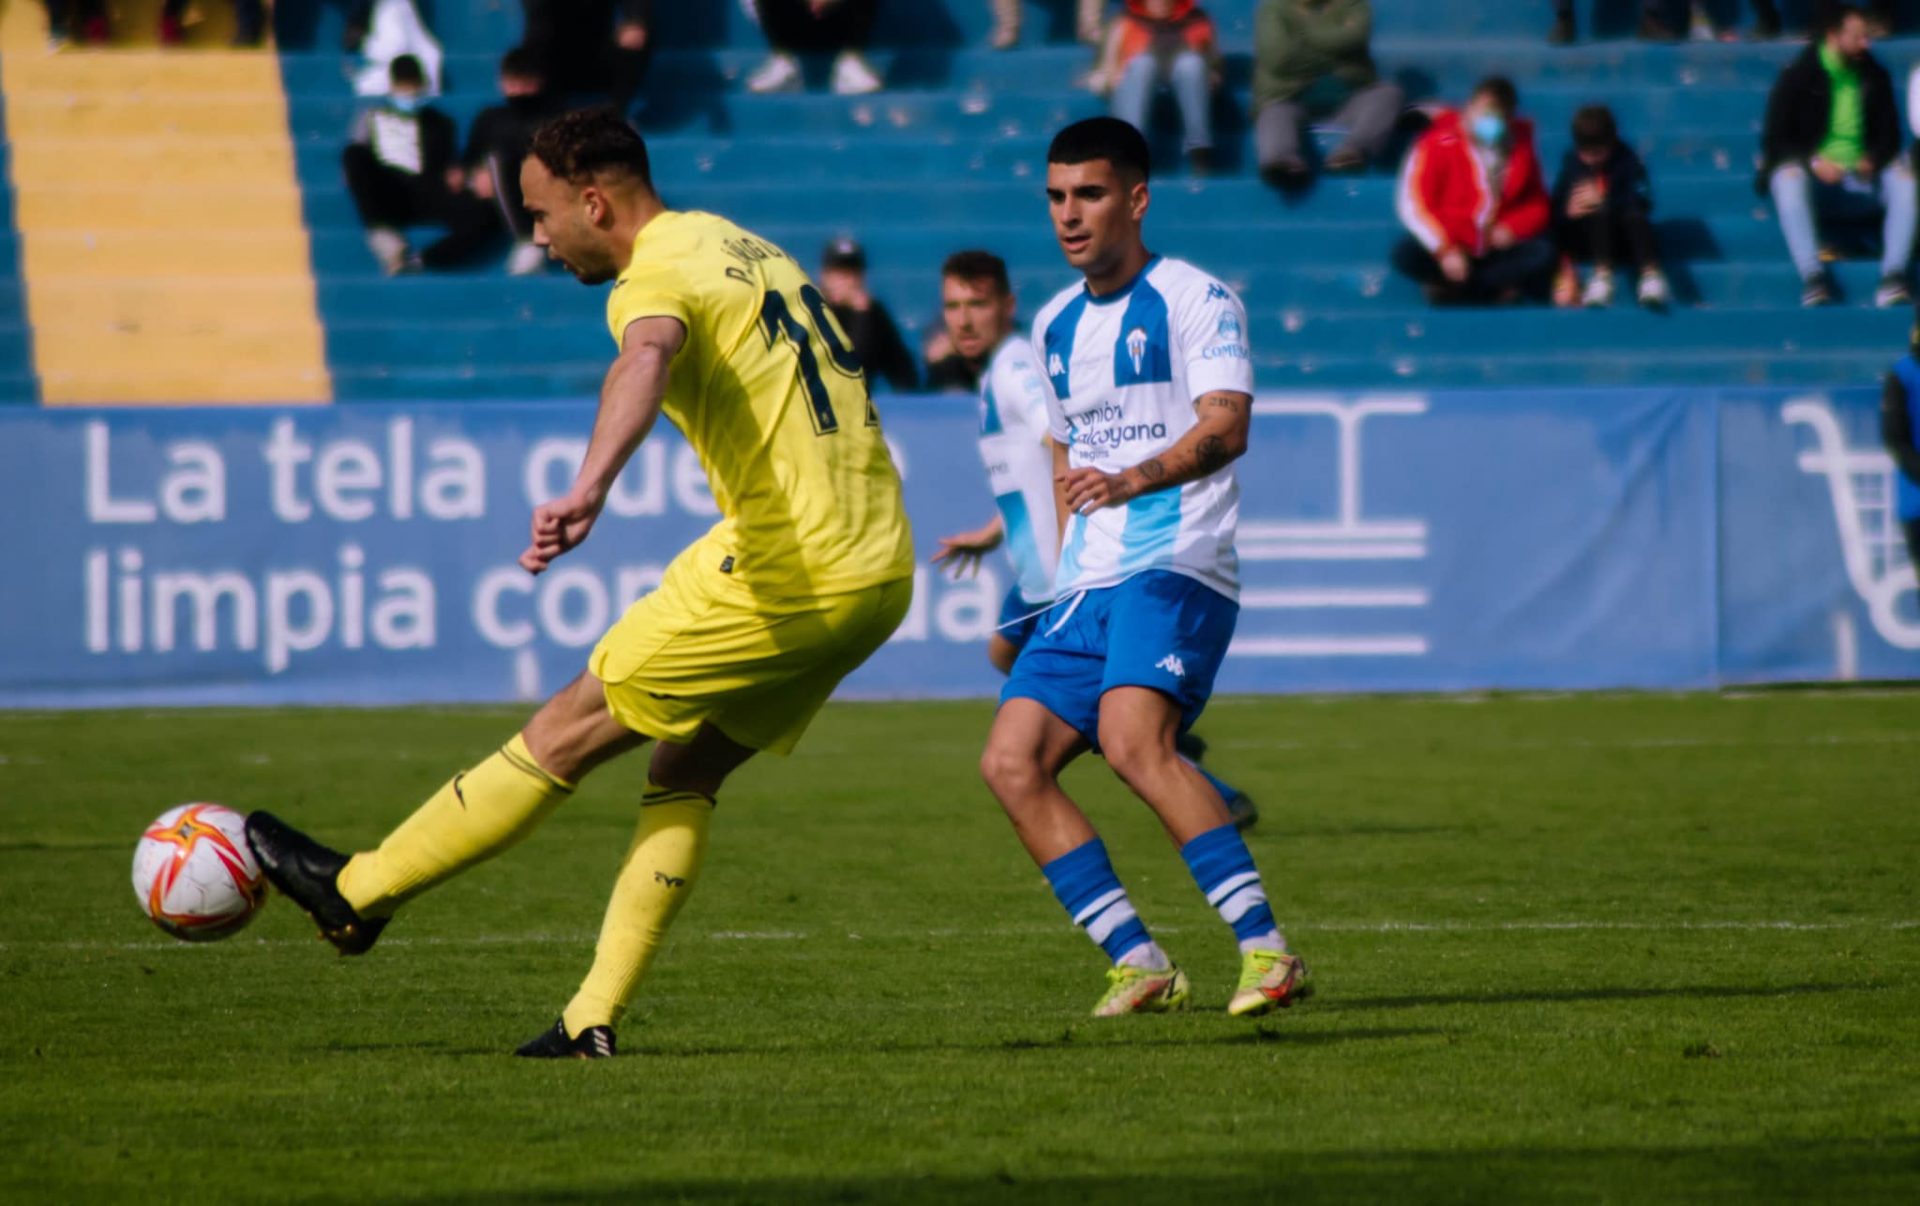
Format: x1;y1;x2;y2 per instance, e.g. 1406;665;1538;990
1393;77;1555;305
342;56;502;275
1095;0;1223;176
1550;105;1671;308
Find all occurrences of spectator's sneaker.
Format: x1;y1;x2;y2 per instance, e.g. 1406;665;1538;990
1638;13;1680;40
367;228;409;276
1324;146;1366;173
507;241;547;276
1637;269;1671;310
1091;964;1191;1017
1875;273;1911;308
1227;950;1313;1018
745;52;801;94
244;812;388;956
1259;159;1311;189
515;1018;616;1059
1548;13;1576;44
831;51;882;96
1581;268;1616;308
1801;273;1835;308
1688;3;1717;39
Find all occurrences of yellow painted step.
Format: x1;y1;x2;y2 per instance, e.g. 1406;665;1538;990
15;185;307;231
28;278;322;328
4;136;306;183
22;230;316;278
4;94;293;138
42;365;332;406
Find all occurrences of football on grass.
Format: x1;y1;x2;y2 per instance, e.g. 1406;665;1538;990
131;804;268;941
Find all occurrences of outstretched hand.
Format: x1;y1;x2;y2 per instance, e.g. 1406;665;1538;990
931;521;1005;578
520;490;604;575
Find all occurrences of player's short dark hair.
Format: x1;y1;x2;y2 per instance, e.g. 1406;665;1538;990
1472;75;1519;116
1571;104;1618;151
1047;117;1151;184
528;107;653;190
941;250;1010;296
389;54;425;88
500;45;543;82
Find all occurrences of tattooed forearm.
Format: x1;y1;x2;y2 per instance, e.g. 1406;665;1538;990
1137;458;1168;483
1195;435;1230;474
1199;392;1247;415
1117;391;1251;501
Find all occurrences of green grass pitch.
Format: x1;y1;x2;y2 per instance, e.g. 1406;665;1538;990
2;692;1917;1203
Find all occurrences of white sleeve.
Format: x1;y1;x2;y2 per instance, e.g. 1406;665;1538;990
1030;312;1073;444
997;339;1054;444
1177;278;1254;401
1909;64;1920;140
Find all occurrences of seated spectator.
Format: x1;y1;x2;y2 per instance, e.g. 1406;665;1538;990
1252;0;1405;186
1096;0;1223;175
990;0;1106;49
463;47;566;276
520;0;650;112
747;0;883;96
342;56;502;275
1761;5;1912;307
353;0;443;99
924;250;1018;393
1549;1;1780;43
1881;327;1920;584
1550;105;1671;309
819;237;919;393
1392;77;1555;305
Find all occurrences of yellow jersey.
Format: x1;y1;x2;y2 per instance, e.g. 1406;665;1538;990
605;210;914;598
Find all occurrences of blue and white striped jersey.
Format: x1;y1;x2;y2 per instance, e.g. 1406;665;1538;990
1029;255;1252;602
976;334;1061;607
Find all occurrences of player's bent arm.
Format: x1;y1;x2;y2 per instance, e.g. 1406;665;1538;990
1059;391;1251;514
573;316;688;503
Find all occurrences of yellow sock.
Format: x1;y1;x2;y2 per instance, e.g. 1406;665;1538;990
337;734;574;919
561;785;714;1035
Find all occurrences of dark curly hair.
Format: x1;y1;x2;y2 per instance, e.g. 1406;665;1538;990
527;107;653;190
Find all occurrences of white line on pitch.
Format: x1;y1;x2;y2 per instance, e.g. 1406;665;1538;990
1240;542;1428;561
1239;588;1430;609
1231;636;1430;657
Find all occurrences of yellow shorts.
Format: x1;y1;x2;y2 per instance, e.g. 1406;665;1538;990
589;553;912;756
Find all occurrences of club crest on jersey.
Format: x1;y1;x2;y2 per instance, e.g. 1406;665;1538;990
1215;311;1242;342
1126;328;1148;374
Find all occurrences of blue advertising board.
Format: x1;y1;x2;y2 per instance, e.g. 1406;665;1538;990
0;388;1913;708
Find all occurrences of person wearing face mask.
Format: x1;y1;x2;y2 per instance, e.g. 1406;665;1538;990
342;55;503;276
1761;4;1912;307
461;47;567;275
1392;76;1555;305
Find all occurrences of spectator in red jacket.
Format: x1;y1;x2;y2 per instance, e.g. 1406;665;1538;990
1392;77;1556;305
1097;0;1224;175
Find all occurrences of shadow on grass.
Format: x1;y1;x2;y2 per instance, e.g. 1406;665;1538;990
1328;981;1883;1013
397;1136;1920;1205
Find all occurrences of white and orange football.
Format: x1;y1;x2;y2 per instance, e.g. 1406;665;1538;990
131;804;268;942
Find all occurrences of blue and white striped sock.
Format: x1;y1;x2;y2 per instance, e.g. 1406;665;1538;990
1180;823;1285;954
1042;838;1160;966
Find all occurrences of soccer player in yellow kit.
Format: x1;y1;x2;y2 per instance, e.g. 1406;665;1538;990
245;109;915;1058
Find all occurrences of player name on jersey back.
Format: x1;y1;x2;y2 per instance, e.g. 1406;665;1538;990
1030;256;1252;602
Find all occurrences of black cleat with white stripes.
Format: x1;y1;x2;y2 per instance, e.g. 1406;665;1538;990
515;1018;617;1060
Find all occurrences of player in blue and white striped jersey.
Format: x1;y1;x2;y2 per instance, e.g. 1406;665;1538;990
930;249;1254;826
977;119;1309;1021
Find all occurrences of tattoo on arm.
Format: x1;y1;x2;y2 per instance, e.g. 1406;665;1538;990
1198;392;1247;415
1195;435;1230;474
1136;458;1167;484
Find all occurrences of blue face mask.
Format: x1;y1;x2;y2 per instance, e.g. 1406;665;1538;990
389;92;424;114
1471;113;1507;147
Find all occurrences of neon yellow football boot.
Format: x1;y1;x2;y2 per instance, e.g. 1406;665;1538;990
1091;963;1191;1017
1227;950;1312;1017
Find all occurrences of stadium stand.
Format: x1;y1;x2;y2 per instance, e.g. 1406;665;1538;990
0;0;1914;401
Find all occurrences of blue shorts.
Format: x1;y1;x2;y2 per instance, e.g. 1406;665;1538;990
1001;570;1238;748
995;585;1048;652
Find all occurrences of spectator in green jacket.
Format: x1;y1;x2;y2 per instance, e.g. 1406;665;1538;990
1253;0;1404;186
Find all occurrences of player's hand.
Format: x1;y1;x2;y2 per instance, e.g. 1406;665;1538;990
1439;248;1471;283
520;489;604;575
931;522;1004;578
1058;467;1135;514
616;21;648;50
1567;182;1601;219
1810;156;1845;186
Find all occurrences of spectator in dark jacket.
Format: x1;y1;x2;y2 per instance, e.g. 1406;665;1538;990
1550;105;1670;309
1761;5;1912;307
462;47;566;275
342;56;502;275
1252;0;1404;185
1393;77;1556;305
748;0;884;96
819;237;919;394
1549;2;1781;43
520;0;650;111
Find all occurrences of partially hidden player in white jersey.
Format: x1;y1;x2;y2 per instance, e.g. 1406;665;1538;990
929;247;1258;830
977;117;1309;1019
